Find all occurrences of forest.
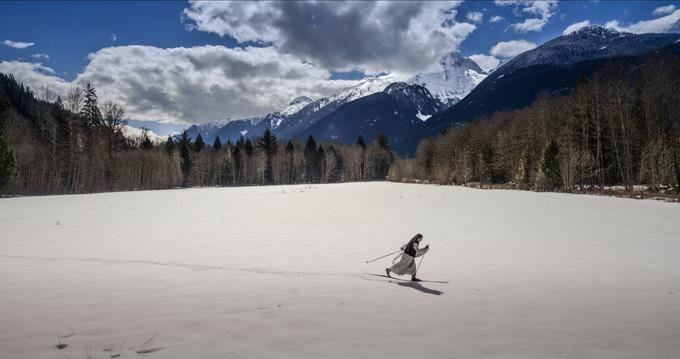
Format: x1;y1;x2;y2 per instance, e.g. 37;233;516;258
0;73;391;195
1;52;679;198
390;53;680;198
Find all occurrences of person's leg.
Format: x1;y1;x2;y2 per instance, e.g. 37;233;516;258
409;258;420;281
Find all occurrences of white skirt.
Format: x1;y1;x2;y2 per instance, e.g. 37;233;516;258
389;253;416;276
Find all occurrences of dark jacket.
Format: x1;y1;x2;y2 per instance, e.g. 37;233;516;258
402;236;419;257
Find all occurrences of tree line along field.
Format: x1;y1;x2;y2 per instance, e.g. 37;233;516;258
1;51;679;198
391;54;680;199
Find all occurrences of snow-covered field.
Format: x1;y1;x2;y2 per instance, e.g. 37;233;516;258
1;183;679;359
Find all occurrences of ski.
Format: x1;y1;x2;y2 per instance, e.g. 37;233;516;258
365;273;449;284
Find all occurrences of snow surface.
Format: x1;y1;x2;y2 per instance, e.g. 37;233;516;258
416;111;431;121
1;183;680;358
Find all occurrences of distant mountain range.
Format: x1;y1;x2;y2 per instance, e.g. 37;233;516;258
181;25;680;156
184;52;486;146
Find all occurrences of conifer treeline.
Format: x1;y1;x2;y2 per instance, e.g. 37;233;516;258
389;54;680;195
172;129;393;188
0;73;393;194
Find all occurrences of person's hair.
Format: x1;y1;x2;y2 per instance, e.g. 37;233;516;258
411;233;423;242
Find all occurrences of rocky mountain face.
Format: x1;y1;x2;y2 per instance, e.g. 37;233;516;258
408;52;487;107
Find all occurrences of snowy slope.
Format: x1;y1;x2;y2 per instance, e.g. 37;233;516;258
409;52;487;106
501;25;680;74
2;183;680;359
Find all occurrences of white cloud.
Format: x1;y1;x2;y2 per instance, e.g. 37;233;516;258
182;1;476;75
31;53;50;61
606;9;680;33
495;0;558;33
0;61;70;94
3;40;35;49
469;54;500;72
490;39;537;58
563;20;590;35
0;45;358;125
111;33;118;42
467;11;484;24
653;5;676;16
490;15;504;23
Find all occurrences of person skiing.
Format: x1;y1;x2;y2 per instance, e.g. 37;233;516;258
386;233;429;281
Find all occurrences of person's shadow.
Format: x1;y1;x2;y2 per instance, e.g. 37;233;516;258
396;281;444;296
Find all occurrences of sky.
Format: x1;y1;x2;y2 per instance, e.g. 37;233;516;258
1;0;679;135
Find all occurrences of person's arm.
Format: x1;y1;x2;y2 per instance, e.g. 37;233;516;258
415;243;429;257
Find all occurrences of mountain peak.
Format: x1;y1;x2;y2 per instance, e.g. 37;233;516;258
289;96;313;106
439;52;485;74
408;52;487;106
571;25;626;38
280;96;314;115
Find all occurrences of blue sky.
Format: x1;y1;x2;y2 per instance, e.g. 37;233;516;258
1;1;679;135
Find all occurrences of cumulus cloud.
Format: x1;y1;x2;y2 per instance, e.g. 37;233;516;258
563;20;590;35
3;40;35;49
467;11;484;24
469;54;500;72
489;15;504;23
606;9;680;34
0;61;70;94
490;39;536;58
183;1;476;75
495;0;558;33
653;5;676;16
0;45;357;125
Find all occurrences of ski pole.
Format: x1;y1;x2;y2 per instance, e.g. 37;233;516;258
365;249;402;264
416;252;427;274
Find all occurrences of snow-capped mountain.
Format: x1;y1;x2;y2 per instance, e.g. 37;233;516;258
501;25;680;74
409;52;487;107
280;96;313;116
121;125;165;144
403;25;680;156
298;82;444;147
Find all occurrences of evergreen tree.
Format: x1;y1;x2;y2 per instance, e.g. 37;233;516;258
537;140;561;191
356;135;366;150
375;132;390;151
304;135;318;182
212;136;222;150
285;140;295;183
179;130;192;187
193;134;205;153
374;133;392;179
0;128;18;191
257;128;279;184
80;83;102;128
356;135;367;180
141;128;153;151
165;135;175;155
244;138;254;157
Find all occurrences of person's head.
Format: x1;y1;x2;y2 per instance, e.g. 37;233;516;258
413;233;423;243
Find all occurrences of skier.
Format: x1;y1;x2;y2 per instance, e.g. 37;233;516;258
386;233;429;281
